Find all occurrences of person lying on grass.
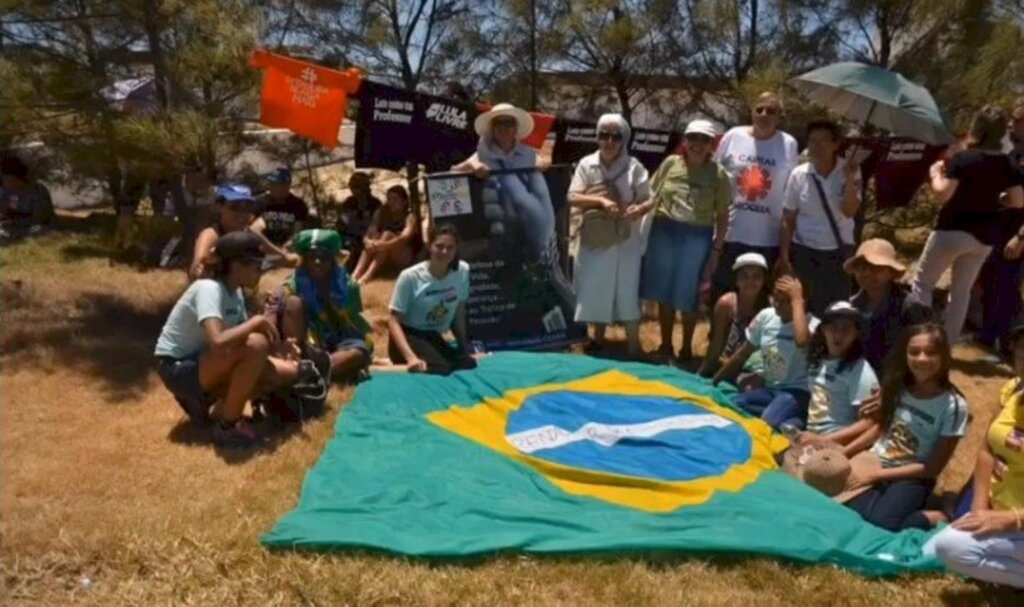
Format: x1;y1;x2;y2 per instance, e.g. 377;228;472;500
840;323;969;531
712;274;819;431
266;229;373;383
387;223;478;376
155;231;302;448
189;184;298;281
789;301;880;456
933;320;1024;590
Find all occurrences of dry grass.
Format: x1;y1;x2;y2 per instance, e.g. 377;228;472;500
0;213;1011;605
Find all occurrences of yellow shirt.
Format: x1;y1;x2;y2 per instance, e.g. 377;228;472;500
989;378;1024;510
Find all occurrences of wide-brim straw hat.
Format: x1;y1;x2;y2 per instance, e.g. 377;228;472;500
843;238;907;274
474;103;534;139
783;445;882;504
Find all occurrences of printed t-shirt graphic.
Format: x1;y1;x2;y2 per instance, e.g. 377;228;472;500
389;260;470;333
872;390;968;467
713;127;799;247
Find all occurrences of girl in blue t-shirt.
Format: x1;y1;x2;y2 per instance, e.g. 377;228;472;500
796;301;879;454
842;323;969;531
387;223;477;376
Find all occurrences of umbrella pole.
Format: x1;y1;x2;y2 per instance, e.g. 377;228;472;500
854;101;877;244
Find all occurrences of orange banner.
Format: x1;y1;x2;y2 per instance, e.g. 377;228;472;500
250;49;362;148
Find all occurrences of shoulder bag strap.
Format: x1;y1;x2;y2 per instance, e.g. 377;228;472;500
810;173;845;249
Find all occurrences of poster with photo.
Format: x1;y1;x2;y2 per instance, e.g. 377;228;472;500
425;166;584;351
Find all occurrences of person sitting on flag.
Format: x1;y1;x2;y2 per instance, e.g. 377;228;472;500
841;323;969;531
712;274;818;431
253;168;310;248
698;253;771;383
189;184;298;281
387;223;477;375
790;301;879;454
933;320;1024;589
844;238;932;372
267;229;373;382
451;102;575;322
352;184;419;285
0;154;55;242
154;231;302;448
567;113;651;359
333;171;382;272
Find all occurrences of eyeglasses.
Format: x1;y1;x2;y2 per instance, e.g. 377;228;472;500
754;106;780;116
597;131;623;142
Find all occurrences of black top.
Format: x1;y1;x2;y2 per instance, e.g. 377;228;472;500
337;195;383;238
934;150;1024;246
850;285;933;372
258;193;309;245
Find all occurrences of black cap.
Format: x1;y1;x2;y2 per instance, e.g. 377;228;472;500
214;231;265;262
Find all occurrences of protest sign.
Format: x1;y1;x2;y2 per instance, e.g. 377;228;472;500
426;166;584;350
552;119;681;171
250;50;362;148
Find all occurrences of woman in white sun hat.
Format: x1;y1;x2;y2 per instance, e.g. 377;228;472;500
567;113;652;358
640;119;731;362
452;102;574;322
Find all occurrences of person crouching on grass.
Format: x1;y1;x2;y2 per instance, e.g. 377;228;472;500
270;229;373;382
154;232;301;448
712;274;819;431
189;184;298;281
387;223;478;375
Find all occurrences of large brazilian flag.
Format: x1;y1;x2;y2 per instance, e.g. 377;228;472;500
263;353;940;576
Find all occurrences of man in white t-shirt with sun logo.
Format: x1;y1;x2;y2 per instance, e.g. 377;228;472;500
712;92;799;299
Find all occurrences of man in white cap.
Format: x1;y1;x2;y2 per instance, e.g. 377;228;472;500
711;91;799;298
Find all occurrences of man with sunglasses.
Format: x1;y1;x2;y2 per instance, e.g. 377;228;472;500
711;92;799;300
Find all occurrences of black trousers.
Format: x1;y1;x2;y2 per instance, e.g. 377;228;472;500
388;325;477;376
846;478;935;531
791;243;852;318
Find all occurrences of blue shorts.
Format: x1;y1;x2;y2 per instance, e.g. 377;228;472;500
331;338;372;366
155;356;213;421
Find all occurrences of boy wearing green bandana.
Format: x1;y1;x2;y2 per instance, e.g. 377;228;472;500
267;229;373;381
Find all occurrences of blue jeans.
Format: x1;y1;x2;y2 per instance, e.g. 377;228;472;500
731;387;810;430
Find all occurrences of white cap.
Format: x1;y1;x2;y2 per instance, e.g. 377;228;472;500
732;252;768;271
684;119;718;138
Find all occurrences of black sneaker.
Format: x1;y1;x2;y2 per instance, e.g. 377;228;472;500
212;419;261;448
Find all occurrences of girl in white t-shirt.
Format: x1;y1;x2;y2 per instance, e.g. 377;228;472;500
842;323;969;531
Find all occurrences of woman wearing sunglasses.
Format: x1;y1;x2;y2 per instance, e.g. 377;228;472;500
567;114;651;358
640;119;732;362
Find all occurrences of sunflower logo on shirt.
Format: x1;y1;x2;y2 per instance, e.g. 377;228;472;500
807;385;830;426
878;421;919;463
736;166;772;201
761;346;788;384
426;301;449;327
